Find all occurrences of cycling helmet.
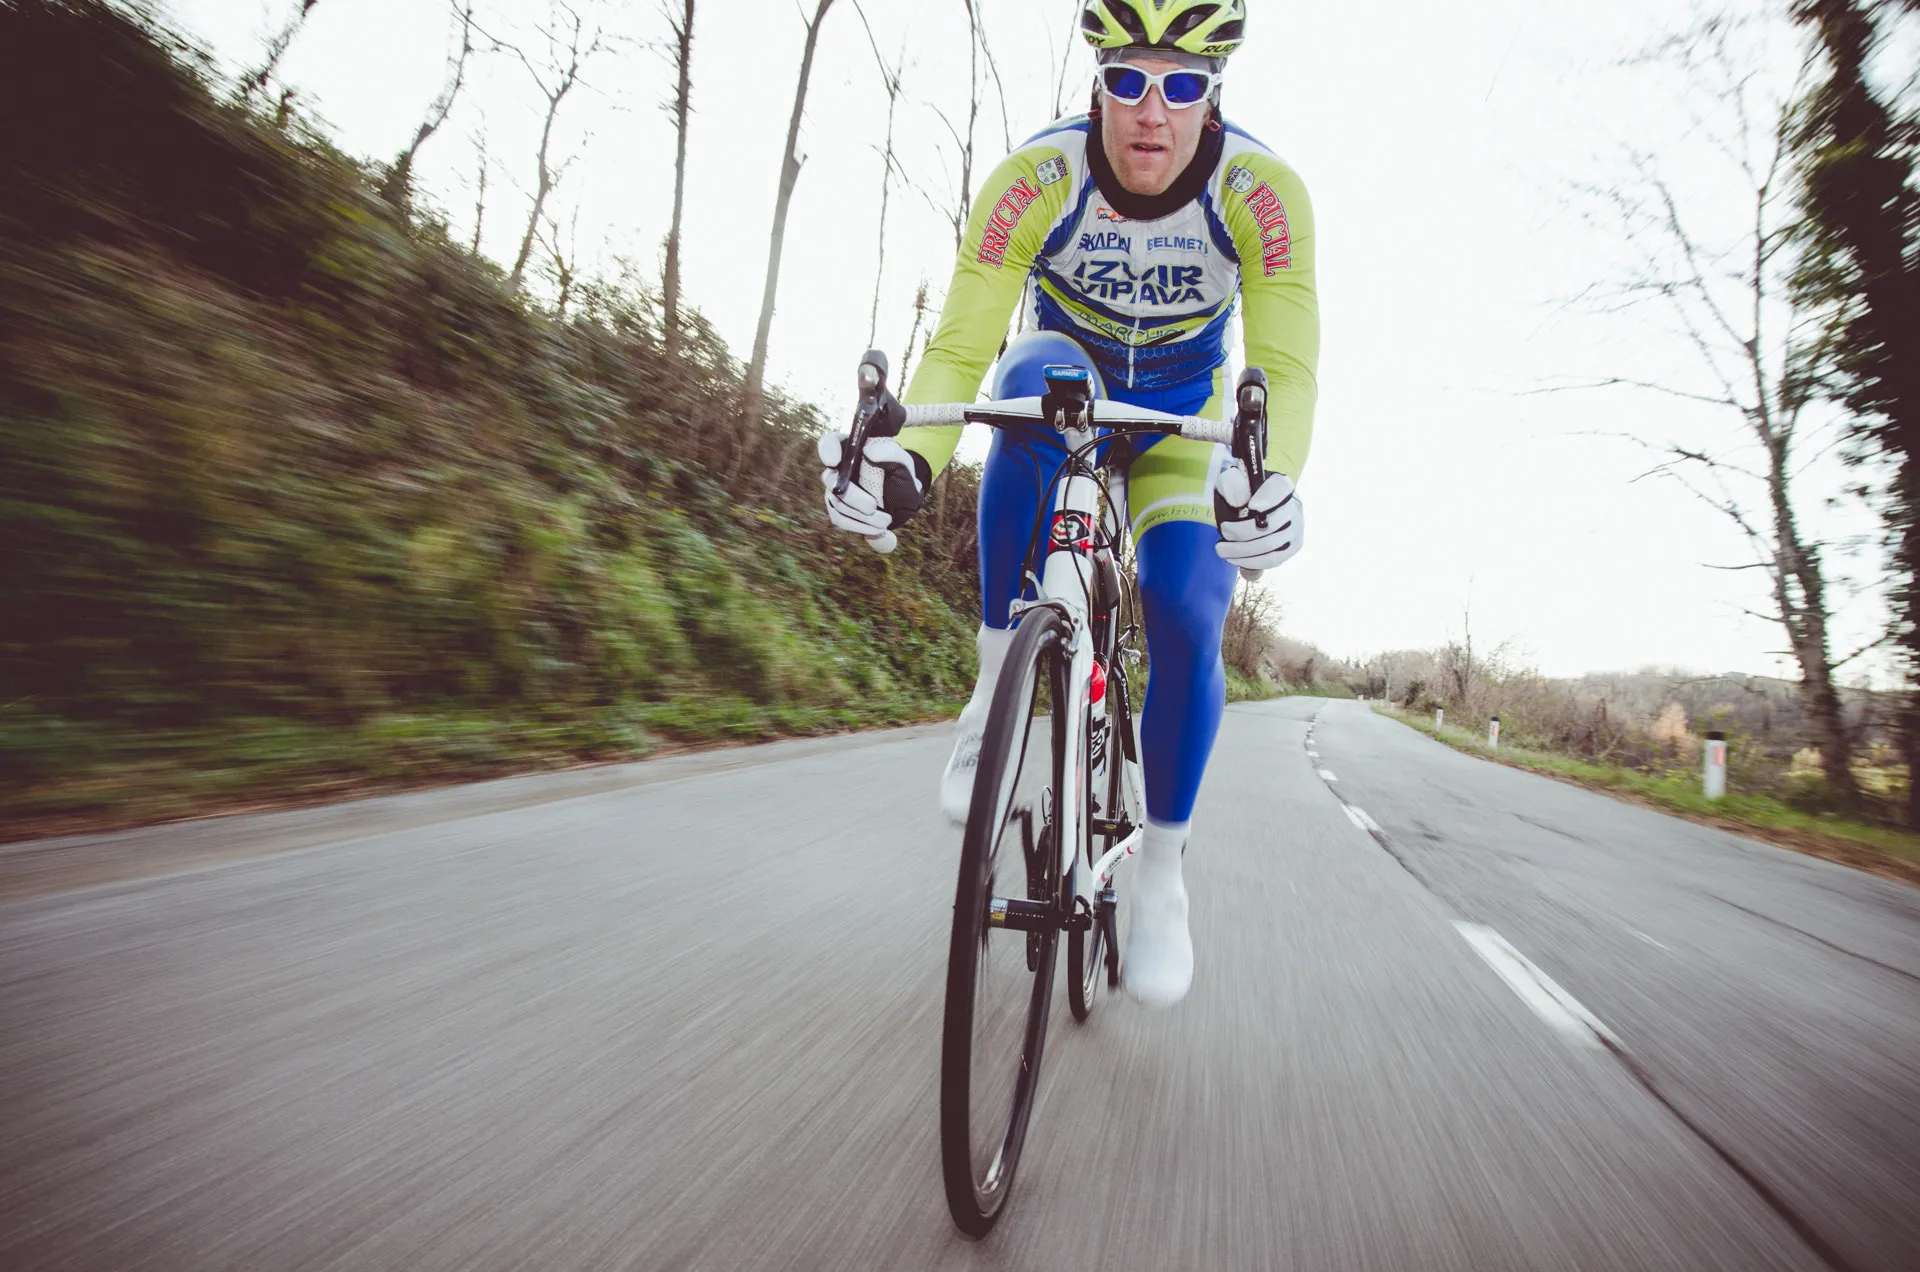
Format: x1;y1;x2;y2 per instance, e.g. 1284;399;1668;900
1080;0;1247;58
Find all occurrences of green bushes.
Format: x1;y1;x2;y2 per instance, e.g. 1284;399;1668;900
0;2;978;830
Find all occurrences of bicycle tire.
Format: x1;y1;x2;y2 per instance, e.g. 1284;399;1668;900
940;607;1070;1237
1103;663;1139;988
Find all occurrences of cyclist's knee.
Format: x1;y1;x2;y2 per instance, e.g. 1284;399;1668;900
991;331;1106;399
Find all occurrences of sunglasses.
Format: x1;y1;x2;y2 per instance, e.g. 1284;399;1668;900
1097;64;1218;109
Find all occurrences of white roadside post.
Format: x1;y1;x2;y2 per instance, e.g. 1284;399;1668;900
1704;729;1728;800
1489;715;1500;748
1435;708;1444;729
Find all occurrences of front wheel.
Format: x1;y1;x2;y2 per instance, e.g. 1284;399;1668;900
940;607;1071;1238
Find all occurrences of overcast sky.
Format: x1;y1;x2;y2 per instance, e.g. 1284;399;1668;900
159;0;1893;686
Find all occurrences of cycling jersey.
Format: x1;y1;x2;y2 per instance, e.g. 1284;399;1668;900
901;112;1319;487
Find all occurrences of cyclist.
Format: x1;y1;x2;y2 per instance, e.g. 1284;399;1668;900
819;0;1317;1006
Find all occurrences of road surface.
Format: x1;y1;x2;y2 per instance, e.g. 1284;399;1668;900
2;699;1916;1270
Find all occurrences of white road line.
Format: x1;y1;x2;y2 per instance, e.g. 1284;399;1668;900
1452;922;1618;1049
1317;769;1338;782
1629;927;1671;952
1342;804;1381;833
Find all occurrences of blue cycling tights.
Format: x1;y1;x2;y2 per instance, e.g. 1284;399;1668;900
977;331;1239;828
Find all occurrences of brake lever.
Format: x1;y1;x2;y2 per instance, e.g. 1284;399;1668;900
1233;367;1269;530
837;348;890;498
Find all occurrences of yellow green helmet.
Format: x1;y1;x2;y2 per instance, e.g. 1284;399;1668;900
1080;0;1247;58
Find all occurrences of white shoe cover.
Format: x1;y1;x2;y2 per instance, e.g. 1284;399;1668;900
941;626;1014;826
1124;822;1193;1006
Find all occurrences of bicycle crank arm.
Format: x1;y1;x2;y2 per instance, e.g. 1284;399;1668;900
987;897;1092;933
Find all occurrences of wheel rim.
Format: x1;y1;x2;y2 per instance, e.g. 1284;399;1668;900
964;637;1059;1204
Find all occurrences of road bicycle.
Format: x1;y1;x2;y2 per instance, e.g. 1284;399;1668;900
834;350;1272;1237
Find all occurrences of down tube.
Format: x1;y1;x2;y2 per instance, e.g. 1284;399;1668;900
1040;456;1101;886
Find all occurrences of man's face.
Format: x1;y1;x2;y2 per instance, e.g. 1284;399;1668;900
1099;56;1212;197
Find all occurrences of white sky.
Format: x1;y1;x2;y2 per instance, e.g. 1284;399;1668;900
158;0;1894;686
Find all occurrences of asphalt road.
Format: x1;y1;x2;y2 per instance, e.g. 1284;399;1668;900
2;700;1916;1271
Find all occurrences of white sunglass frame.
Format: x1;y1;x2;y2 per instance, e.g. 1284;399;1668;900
1095;63;1219;110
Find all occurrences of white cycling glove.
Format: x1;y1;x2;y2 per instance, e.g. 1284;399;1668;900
817;434;928;551
1213;461;1303;575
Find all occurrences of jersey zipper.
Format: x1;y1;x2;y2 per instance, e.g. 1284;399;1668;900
1127;269;1140;388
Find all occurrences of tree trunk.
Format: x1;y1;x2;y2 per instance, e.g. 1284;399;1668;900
470;128;488;253
867;86;897;348
509;102;560;289
241;0;321;104
1790;0;1920;821
663;0;694;355
744;0;836;422
380;2;473;208
1766;434;1860;801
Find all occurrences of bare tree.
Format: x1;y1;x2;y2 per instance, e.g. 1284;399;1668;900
1047;0;1084;120
914;2;1014;255
542;206;583;318
660;0;695;353
382;2;476;208
1547;20;1861;800
969;0;1013;154
468;118;491;253
744;0;836;422
1441;606;1477;712
899;277;932;386
926;2;983;253
1222;580;1283;682
851;2;907;347
240;0;322;105
479;2;610;291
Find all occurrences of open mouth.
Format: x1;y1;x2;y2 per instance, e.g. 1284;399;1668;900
1130;142;1166;155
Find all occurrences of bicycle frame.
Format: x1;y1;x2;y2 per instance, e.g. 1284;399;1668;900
1004;423;1146;910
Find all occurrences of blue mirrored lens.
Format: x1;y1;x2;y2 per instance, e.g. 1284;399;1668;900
1101;66;1148;101
1161;71;1210;104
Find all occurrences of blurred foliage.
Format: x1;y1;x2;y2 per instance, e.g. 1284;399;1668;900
1358;642;1905;824
0;0;982;830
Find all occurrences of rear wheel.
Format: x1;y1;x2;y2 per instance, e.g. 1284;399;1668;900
940;607;1071;1237
1069;660;1138;1016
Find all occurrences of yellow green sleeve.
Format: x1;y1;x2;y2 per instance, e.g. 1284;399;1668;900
899;147;1074;477
1220;152;1319;482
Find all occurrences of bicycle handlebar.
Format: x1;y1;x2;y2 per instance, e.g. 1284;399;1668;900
896;398;1234;447
840;351;1262;557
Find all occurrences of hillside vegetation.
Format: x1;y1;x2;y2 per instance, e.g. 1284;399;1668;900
0;0;985;835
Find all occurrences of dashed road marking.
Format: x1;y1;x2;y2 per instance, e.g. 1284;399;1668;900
1317;769;1338;782
1342;804;1381;833
1453;922;1618;1049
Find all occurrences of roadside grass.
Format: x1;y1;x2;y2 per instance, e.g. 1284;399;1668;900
1225;669;1281;702
1378;706;1920;885
0;695;968;843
